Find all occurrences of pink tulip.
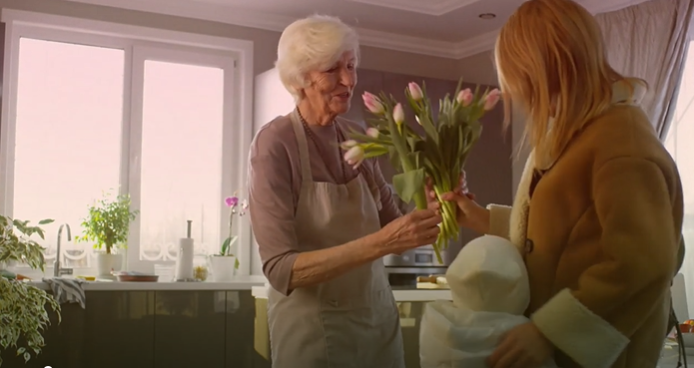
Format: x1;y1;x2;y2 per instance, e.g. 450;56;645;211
340;139;358;150
344;146;365;169
362;92;384;114
456;88;473;107
393;103;405;125
366;127;380;138
408;82;423;101
484;89;501;111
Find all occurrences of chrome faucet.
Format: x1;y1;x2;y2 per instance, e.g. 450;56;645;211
53;223;73;277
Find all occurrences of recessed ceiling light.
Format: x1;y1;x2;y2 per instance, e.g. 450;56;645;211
479;13;496;20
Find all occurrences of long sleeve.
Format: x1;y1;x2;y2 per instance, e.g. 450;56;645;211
531;157;679;368
486;204;512;239
248;128;300;296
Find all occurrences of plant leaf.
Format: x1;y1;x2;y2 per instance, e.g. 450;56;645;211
221;237;231;256
392;168;426;204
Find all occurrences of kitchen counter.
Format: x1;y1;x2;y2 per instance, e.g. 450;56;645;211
29;275;268;291
251;284;452;301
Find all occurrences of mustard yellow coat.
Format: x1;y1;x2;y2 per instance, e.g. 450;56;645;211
488;79;684;368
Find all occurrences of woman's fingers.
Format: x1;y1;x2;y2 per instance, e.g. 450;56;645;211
422;226;440;240
439;191;462;202
489;339;519;368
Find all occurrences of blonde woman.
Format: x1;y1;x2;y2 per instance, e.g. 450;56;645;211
438;0;684;367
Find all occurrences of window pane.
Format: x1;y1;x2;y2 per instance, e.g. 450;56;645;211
13;38;124;268
666;41;694;317
139;60;224;260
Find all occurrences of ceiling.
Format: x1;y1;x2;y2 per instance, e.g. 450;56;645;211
66;0;650;59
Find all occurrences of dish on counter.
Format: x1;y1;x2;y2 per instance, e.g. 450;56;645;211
112;271;159;282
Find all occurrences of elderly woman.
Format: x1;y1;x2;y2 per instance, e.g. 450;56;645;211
248;15;441;368
438;0;684;367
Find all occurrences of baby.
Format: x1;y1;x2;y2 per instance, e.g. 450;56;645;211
419;235;557;368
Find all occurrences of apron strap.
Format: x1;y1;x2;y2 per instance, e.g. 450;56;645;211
290;109;313;187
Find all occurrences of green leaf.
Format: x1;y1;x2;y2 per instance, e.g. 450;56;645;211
234;258;240;270
392;168;426;204
221;237;231;256
37;219;54;225
363;145;389;159
388;146;401;173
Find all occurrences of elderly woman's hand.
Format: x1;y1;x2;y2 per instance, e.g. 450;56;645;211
377;209;441;254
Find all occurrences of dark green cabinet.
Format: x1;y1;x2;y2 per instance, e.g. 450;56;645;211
0;290;259;368
153;291;226;368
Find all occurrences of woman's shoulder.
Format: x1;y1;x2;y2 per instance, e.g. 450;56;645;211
579;105;674;171
250;114;296;161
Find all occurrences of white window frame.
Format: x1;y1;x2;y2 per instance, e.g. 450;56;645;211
0;9;255;275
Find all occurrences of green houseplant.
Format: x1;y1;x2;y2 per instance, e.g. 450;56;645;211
0;216;60;366
75;193;138;278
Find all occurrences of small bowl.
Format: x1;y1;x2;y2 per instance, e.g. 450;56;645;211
116;274;159;282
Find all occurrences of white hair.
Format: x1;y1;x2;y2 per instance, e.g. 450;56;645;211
276;15;360;102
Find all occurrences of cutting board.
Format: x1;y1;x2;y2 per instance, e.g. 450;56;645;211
416;275;449;289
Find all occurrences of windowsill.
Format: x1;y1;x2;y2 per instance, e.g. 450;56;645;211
29;274;267;291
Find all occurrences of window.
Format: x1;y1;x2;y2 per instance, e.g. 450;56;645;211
12;39;124;269
131;48;232;271
0;11;254;275
665;40;694;317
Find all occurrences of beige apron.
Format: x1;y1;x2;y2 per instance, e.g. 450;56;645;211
266;110;405;368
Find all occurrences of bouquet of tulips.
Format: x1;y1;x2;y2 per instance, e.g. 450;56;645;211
342;80;500;263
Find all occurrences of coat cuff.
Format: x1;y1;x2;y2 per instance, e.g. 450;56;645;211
531;288;629;368
486;204;511;239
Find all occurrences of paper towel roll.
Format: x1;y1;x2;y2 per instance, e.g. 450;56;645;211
175;238;195;281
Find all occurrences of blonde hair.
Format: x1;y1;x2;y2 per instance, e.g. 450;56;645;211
495;0;626;161
276;15;360;102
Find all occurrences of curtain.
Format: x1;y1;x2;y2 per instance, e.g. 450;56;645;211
596;0;694;138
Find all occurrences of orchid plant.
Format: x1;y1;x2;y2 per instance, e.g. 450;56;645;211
343;79;500;263
219;195;248;269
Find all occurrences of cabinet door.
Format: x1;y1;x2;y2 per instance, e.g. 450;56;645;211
153;291;225;368
225;291;257;368
84;291;155;368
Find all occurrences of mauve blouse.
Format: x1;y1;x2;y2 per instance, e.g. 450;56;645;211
248;113;401;295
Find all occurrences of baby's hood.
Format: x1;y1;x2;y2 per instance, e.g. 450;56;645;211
445;235;530;314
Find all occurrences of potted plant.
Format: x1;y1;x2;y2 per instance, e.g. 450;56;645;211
0;215;60;367
75;192;138;278
210;195;246;282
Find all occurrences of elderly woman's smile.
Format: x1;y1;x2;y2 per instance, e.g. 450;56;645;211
300;50;357;125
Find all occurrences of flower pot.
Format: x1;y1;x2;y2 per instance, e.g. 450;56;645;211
96;252;123;279
210;255;236;282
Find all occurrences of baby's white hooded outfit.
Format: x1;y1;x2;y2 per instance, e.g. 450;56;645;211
419;235;557;368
